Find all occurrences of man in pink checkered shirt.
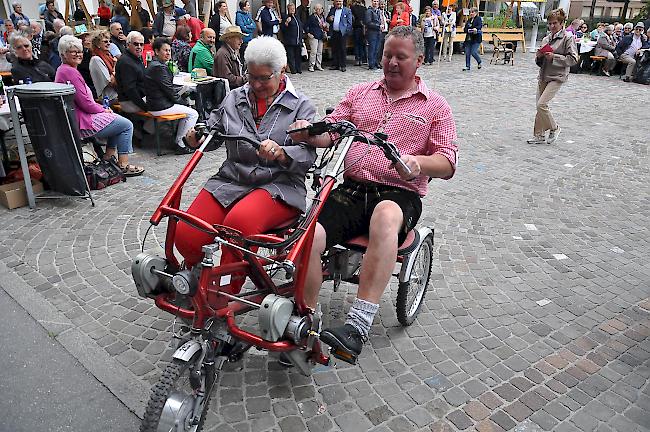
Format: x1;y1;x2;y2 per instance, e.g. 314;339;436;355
289;26;458;363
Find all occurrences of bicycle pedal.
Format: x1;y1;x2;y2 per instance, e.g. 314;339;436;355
330;348;357;365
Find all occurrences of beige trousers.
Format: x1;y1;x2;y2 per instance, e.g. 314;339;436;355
307;34;323;69
619;53;636;79
534;80;562;137
601;51;617;72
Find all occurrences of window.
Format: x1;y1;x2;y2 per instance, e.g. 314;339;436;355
581;6;591;17
594;6;604;17
610;7;620;17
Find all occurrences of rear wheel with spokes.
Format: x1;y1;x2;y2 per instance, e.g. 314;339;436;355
140;353;216;432
396;235;433;326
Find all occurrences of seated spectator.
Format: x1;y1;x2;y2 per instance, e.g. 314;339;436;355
55;35;143;176
616;22;647;82
188;28;215;72
590;22;605;40
613;23;624;44
141;27;154;64
90;31;118;103
622;22;634;37
78;32;97;97
177;14;204;45
109;22;127;57
43;0;63;32
595;25;617;76
236;0;256;57
144;37;198;154
644;28;650;49
111;3;131;35
10;2;29;27
97;0;111;26
576;23;588;39
40;30;56;65
49;24;73;69
565;18;582;36
213;26;247;88
3;19;15;42
171;25;192;72
0;26;9;73
116;31;148;113
29;21;43;58
153;0;177;37
10;36;55;83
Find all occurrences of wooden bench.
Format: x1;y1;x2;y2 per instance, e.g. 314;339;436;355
112;103;187;156
437;28;526;55
589;55;607;75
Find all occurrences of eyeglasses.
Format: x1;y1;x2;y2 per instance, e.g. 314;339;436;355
68;50;83;55
130;42;144;46
246;72;276;83
15;44;30;49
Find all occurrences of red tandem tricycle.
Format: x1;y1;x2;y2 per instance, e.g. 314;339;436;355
131;120;435;432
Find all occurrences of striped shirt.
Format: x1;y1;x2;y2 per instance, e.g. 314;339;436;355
326;77;458;197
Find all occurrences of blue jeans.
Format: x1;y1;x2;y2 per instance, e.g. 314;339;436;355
424;36;435;63
465;41;481;68
353;27;367;63
93;115;134;155
367;30;381;68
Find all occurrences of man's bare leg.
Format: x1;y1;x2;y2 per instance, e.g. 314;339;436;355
304;223;327;309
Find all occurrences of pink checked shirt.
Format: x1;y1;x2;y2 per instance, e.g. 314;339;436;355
326;77;458;197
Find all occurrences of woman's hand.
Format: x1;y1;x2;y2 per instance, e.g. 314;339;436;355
544;52;554;60
258;139;288;163
287;119;312;144
104;107;113;113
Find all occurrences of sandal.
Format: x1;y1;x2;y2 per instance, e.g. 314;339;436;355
120;164;145;177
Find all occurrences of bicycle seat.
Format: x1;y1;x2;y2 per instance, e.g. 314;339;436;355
342;229;420;256
263;217;301;235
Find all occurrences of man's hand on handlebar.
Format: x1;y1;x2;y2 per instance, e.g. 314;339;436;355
393;155;421;181
184;128;202;149
287;120;333;148
258;139;288;164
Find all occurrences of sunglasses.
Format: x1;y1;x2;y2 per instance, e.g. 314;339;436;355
16;43;30;49
131;42;144;46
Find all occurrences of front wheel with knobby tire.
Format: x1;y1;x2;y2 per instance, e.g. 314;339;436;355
140;354;216;432
396;234;433;326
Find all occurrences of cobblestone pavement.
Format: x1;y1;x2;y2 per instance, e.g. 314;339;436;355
1;52;649;432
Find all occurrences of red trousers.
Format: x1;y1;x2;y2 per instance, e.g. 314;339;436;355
175;189;299;269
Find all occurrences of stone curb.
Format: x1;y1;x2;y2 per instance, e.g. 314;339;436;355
0;260;149;419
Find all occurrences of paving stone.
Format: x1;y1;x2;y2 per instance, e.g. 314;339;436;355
542;401;570;420
503;401;533;422
442;387;470;407
463;400;491;421
489;411;516;431
493;383;522;402
445;410;473;430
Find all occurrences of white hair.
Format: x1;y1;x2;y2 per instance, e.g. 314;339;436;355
624;22;633;29
59;26;74;36
12;2;21;10
244;36;287;73
9;34;30;50
58;34;83;56
30;21;42;31
126;30;144;43
110;22;122;31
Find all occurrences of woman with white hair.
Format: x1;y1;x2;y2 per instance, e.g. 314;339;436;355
595;24;617;76
55;35;143;176
10;2;29;27
176;36;317;284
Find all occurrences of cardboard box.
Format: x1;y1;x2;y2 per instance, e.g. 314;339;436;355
0;179;44;209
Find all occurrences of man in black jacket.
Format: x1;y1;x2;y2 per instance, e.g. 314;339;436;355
115;31;148;113
10;36;55;84
351;0;367;66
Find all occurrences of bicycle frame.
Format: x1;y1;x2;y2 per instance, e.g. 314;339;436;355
147;130;357;367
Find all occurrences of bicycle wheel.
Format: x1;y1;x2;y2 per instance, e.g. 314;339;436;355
396;234;433;326
140;353;216;432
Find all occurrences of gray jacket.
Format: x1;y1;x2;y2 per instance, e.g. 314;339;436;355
537;29;578;83
595;34;616;57
204;77;317;212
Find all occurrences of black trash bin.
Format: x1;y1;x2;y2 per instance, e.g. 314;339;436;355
15;82;88;196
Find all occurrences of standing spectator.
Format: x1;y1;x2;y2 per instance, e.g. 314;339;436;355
10;37;55;84
109;22;127;56
43;0;63;32
420;6;438;65
389;2;409;30
188;28;216;72
209;0;234;45
306;3;327;72
145;37;198;154
55;35;143;176
595;25;617;76
181;0;197;18
78;32;96;97
153;0;177;37
296;0;310;26
529;8;577;145
351;0;368;66
111;3;131;34
89;30;118;103
256;0;281;37
440;4;456;62
365;0;382;70
236;1;256;58
97;0;112;26
172;25;192;71
73;1;87;23
431;0;442;17
462;7;482;71
30;21;43;59
177;14;204;44
10;3;29;27
115;31;148;114
326;0;353;71
616;22;646;82
283;3;304;74
135;1;152;28
213;26;247;88
378;0;389;59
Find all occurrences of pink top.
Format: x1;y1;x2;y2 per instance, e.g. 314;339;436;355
327;77;458;197
55;63;116;132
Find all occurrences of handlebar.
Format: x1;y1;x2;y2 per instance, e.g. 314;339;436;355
287;121;412;176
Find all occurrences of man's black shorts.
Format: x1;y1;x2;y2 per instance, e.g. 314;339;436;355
318;178;423;249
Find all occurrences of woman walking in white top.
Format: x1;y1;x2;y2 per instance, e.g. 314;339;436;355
440;4;456;61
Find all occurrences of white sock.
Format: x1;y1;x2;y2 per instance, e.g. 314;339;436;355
345;298;379;338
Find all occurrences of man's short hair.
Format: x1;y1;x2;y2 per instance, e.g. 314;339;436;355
110;22;122;32
10;35;30;50
59;26;74;36
126;30;144;44
386;26;425;57
624;22;634;29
